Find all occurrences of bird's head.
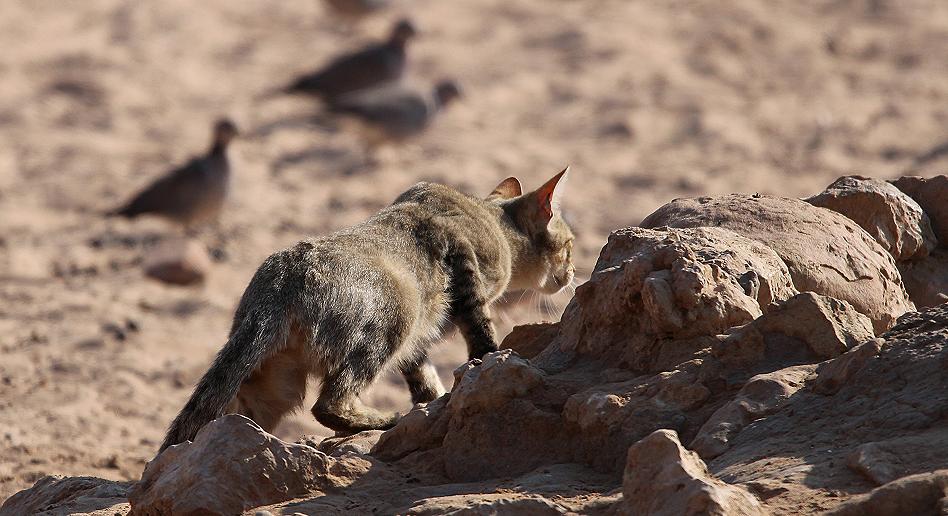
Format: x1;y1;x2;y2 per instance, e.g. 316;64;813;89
390;19;417;46
213;118;239;148
434;80;462;108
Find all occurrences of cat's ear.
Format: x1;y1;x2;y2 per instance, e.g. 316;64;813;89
487;176;523;200
535;167;569;221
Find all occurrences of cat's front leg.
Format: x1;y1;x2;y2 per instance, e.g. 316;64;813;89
455;302;498;360
445;244;499;360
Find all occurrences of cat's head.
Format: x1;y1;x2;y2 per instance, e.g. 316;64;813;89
489;168;575;294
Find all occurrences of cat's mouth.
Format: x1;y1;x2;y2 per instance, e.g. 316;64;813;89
540;271;572;294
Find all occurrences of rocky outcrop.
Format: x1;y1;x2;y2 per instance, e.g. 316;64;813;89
621;429;767;516
10;188;948;516
810;338;883;395
806;175;936;261
891;174;948;248
121;412;615;515
128;415;340;514
547;225;797;372
898;249;948;308
847;432;948;486
690;365;814;460
500;321;560;359
825;469;948;516
0;476;130;516
710;305;948;513
640;194;915;332
712;292;874;375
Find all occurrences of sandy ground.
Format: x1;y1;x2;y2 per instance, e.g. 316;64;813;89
2;0;948;502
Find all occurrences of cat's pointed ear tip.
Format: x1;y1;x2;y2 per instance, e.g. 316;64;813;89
489;176;523;200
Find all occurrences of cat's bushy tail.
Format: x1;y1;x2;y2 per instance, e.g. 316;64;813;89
158;306;288;452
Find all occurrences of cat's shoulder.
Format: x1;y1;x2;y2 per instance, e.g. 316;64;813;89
394;181;464;204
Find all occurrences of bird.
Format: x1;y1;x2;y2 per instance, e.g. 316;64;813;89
323;0;389;21
330;79;461;146
284;19;416;102
109;119;238;231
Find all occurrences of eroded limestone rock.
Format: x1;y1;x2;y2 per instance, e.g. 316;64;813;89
897;249;948;308
128;415;339;515
806;175;936;261
620;429;767;516
713;292;874;374
641;194;914;332
825;469;948;516
891;174;948;248
691;365;814;459
549;226;797;371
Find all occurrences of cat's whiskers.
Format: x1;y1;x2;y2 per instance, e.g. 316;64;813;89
493;304;515;329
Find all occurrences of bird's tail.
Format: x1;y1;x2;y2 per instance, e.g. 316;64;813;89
104;204;135;218
251;81;309;102
158;305;288;452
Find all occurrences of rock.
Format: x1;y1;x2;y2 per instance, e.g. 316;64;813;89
129;414;337;515
710;304;948;513
438;350;562;481
811;338;883;395
373;395;450;462
806;175;936;261
143;237;211;286
714;292;875;374
548;226;796;371
691;365;814;459
891;175;948;248
309;429;383;457
846;430;948;486
825;469;948;516
376;350;569;480
620;429;767;516
0;475;131;516
562;361;713;473
748;292;873;358
10;212;948;516
898;249;948;308
595;226;797;317
402;493;566;515
500;322;559;359
640;194;915;333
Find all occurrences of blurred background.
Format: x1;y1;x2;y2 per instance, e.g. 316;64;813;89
2;0;948;499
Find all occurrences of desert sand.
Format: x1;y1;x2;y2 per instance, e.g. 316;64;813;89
2;0;948;503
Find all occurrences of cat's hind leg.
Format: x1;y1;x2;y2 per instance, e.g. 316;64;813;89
400;352;445;404
229;349;308;433
311;330;401;433
311;366;400;432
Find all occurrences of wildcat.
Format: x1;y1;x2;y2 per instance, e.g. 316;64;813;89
160;168;575;451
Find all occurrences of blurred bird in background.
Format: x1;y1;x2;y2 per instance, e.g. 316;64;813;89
108;119;238;233
323;0;390;22
285;19;416;103
330;79;461;149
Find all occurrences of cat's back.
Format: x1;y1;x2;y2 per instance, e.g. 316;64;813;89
265;182;506;289
391;181;500;226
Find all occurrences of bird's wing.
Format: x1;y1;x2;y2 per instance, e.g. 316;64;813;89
117;158;208;217
333;87;429;125
289;45;403;97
